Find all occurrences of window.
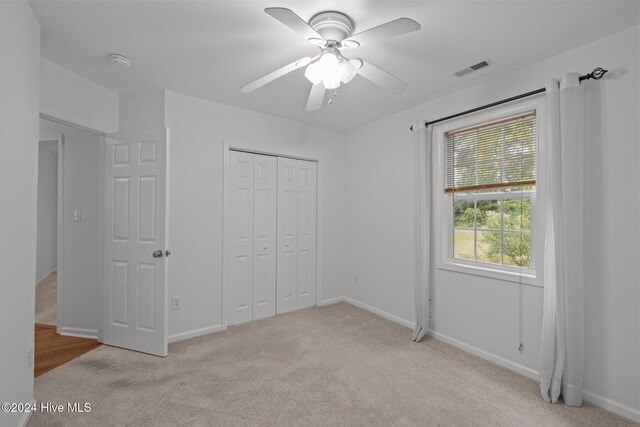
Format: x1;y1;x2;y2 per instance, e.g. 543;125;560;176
436;102;543;281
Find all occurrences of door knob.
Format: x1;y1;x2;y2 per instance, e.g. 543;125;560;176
152;250;164;258
263;246;267;250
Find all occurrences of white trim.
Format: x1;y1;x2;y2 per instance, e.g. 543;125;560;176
59;326;98;340
318;296;415;329
343;297;414;329
39;111;107;136
17;400;36;427
583;390;640;423
168;324;225;344
56;136;65;335
318;296;347;306
427;329;539;380
438;261;542;287
35;269;57;287
97;135;106;343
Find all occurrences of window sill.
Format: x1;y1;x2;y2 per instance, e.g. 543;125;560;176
437;260;543;287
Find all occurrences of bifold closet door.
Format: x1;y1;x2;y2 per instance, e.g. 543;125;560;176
277;157;317;314
227;151;277;325
252;154;277;320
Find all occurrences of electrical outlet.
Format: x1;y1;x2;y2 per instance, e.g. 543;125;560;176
28;348;33;367
354;275;360;285
171;297;182;310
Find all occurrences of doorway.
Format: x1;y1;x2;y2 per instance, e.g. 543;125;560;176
34;118;103;376
35;140;59;326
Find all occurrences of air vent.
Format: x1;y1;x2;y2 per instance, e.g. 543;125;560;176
454;59;491;77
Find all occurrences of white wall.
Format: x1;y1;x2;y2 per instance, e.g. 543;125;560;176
119;91;165;132
164;91;348;340
0;2;40;426
346;25;640;420
40;119;101;338
41;58;119;134
36;142;58;283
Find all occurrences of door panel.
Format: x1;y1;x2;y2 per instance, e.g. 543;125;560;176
228;150;254;325
104;129;169;357
277;158;298;314
252;155;277;320
296;161;317;309
276;158;317;313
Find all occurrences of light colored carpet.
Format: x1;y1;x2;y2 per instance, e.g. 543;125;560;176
35;272;57;325
30;302;636;426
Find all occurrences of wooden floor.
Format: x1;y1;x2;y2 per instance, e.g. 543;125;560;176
34;323;101;377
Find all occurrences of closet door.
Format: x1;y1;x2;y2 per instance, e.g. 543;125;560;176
252;155;277;319
276;158;298;314
296;161;317;309
228;151;255;325
277;158;317;314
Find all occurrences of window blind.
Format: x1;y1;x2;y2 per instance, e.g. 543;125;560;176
445;111;536;193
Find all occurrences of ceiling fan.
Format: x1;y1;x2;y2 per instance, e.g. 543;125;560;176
240;8;421;111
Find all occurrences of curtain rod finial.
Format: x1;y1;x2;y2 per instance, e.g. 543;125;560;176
581;67;607;81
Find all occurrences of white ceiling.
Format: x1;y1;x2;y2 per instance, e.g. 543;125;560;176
31;1;639;131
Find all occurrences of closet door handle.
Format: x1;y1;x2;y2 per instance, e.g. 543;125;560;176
152;250;163;259
263;245;268;250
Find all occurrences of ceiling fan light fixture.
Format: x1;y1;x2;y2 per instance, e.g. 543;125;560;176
338;60;356;83
304;62;324;85
305;51;348;89
323;73;341;90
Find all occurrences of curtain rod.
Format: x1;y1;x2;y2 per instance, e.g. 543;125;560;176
409;67;607;131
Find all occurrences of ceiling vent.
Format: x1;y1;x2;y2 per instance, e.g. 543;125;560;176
454;59;491;77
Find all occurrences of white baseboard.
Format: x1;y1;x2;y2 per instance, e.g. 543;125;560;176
168;324;225;344
319;296;347;306
59;326;98;340
583;390;640;423
426;329;540;381
341;297;415;329
35;269;57;287
17;400;35;427
333;298;639;423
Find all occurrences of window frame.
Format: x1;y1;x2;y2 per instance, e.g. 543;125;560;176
432;97;545;286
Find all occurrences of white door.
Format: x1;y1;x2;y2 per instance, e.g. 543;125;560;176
252;154;277;320
226;151;277;325
296;160;317;309
277;158;317;314
103;129;169;357
227;150;254;325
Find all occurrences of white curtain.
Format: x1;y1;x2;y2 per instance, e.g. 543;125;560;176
539;73;585;406
412;122;432;342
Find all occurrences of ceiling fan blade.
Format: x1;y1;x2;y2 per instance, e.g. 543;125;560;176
265;8;325;44
356;59;407;93
306;83;326;111
342;18;420;48
241;57;311;93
